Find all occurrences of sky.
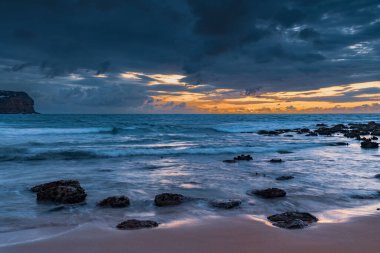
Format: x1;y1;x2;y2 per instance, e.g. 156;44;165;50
0;0;380;114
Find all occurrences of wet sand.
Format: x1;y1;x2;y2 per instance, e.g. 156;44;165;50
1;214;380;253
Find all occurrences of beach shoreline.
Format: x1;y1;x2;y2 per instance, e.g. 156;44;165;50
1;213;380;253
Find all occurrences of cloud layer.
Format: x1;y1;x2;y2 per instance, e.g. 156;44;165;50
0;0;379;113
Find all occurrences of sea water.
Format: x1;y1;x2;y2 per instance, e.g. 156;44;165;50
0;114;379;234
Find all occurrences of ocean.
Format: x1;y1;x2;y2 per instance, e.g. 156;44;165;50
1;114;380;235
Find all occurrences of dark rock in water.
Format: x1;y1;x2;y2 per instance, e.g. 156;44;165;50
253;188;286;198
372;136;378;140
277;150;293;154
48;206;66;212
372;130;380;136
360;141;379;149
223;159;237;163
316;123;327;127
299;128;310;133
331;124;347;131
315;127;333;136
306;132;318;136
344;131;360;139
154;193;185;206
351;193;380;200
31;180;81;193
116;219;159;230
210;199;242;209
257;130;281;136
32;180;86;204
36;184;87;204
269;158;283;163
284;134;293;137
233;154;253;161
0;90;36;114
276;175;294;181
98;196;130;208
329;142;349;146
267;212;318;229
375;174;380;178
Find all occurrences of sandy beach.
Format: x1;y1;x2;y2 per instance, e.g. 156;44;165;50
1;214;380;253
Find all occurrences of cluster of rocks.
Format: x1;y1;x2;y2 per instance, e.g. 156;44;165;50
257;121;380;149
30;180;245;230
222;154;318;228
223;154;253;163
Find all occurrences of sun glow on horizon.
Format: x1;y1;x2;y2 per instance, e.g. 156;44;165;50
150;81;380;113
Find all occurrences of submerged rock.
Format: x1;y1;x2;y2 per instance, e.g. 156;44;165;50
375;174;380;179
223;159;237;163
269;158;283;163
276;175;294;181
116;219;159;230
210;199;241;209
267;212;318;229
233;154;253;161
253;188;286;198
154;193;185;206
98;196;130;208
329;142;349;146
360;141;379;149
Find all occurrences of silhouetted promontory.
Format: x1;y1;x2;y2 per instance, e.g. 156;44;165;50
0;90;36;114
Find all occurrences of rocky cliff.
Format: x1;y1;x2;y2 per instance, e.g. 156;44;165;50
0;90;36;114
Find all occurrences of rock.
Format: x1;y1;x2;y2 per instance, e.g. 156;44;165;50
116;219;158;230
257;130;281;136
267;212;318;229
306;132;318;136
269;158;283;163
360;141;379;149
276;175;294;181
284;134;293;137
36;184;86;204
0;90;36;114
315;127;333;136
31;180;81;192
154;193;185;206
316;123;327;127
210;199;242;209
98;196;130;208
223;159;237;163
372;136;378;140
372;130;380;136
344;131;360;139
375;174;380;178
331;124;347;131
329;142;349;146
233;154;253;161
253;188;286;198
277;150;293;154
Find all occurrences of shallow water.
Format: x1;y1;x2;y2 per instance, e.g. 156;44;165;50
0;114;380;233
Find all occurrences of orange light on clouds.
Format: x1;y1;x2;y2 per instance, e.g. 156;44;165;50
118;70;380;113
151;81;380;113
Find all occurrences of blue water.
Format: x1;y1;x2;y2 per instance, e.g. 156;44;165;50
0;114;380;233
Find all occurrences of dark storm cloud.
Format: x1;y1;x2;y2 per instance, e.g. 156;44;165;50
0;0;379;112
